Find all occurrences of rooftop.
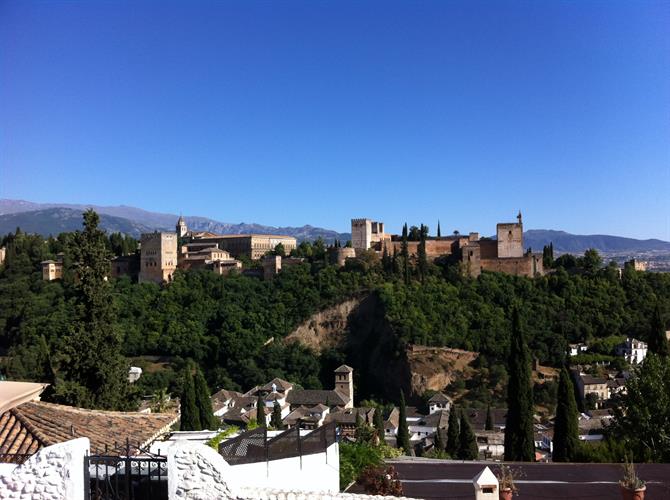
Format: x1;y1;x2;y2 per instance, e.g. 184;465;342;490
0;401;177;455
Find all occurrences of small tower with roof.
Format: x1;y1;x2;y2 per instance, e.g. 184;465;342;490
176;215;188;238
334;365;354;409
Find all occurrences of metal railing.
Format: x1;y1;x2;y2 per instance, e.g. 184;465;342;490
84;439;167;500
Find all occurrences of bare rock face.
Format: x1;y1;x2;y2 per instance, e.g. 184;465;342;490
285;294;477;403
285;298;361;351
406;345;478;397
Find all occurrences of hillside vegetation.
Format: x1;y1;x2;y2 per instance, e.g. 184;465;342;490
1;220;669;410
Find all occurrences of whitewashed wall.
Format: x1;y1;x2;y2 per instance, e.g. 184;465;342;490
0;438;88;500
167;440;412;500
230;442;339;493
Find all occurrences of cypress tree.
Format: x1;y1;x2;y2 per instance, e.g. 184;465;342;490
271;401;283;429
648;304;669;357
373;407;385;442
457;412;479;460
437;220;441;238
194;367;216;430
446;409;460;457
401;223;410;285
180;366;200;431
552;368;579;462
485;405;493;431
434;428;445;453
397;390;411;454
256;394;266;427
504;308;535;461
418;224;428;283
52;209;132;410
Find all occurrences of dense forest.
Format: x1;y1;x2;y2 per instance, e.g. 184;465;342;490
1;214;669;412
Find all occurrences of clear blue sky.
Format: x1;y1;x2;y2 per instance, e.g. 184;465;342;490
1;1;668;239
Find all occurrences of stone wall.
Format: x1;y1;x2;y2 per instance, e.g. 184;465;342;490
0;438;88;500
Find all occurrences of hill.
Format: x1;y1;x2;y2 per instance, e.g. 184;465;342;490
0;200;350;242
523;229;670;254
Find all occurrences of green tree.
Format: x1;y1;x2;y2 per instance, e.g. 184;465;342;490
396;390;411;454
180;366;200;431
437;220;441;238
274;243;286;257
373;407;385;442
446;409;460;457
504;308;535;461
648;304;668;357
457;412;479;460
271;401;283;429
610;354;670;462
418;224;428;283
194;366;216;430
552;368;579;462
256;394;266;427
485;405;493;431
434;427;445;453
51;210;132;410
401;224;410;285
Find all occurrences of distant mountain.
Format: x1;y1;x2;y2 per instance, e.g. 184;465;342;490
523;229;670;254
0;208;155;237
0;200;350;242
2;199;667;253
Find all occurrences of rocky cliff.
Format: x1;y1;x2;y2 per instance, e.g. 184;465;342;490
285;294;477;403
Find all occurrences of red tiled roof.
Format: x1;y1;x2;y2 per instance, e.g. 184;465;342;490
0;401;178;455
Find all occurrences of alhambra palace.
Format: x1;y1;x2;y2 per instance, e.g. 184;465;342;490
41;213;543;284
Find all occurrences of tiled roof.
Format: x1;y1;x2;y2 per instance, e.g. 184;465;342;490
325;407;376;426
423;410;450;429
0;401;177;455
211;389;242;412
260;378;293;393
428;392;451;403
334;365;353;374
286;389;347;407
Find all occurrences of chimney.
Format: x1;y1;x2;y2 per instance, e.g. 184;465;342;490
473;466;498;500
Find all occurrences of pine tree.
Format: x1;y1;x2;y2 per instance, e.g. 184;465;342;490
552;368;579;462
373;407;385;442
418;224;428;283
397;390;411;454
504;308;535;461
457;412;479;460
485;405;493;431
401;224;410;285
648;304;669;357
271;401;283;429
446;409;460;457
52;210;132;410
437;220;441;238
194;367;216;430
180;366;200;431
256;394;266;427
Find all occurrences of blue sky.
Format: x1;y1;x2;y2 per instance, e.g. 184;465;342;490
1;1;668;239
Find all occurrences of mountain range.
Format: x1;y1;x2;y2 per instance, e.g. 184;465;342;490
1;199;669;254
0;199;351;243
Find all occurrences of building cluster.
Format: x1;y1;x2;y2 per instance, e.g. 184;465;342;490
351;212;544;278
38;216;299;284
210;366;381;436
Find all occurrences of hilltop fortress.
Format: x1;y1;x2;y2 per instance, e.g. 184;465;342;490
351;212;544;278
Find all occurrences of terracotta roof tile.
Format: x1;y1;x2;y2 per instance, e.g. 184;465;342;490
0;401;177;455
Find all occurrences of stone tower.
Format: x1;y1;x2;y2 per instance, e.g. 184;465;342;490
496;211;524;258
139;232;178;284
176;215;188;239
334;365;354;408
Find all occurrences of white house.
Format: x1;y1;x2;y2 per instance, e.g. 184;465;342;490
616;337;647;365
